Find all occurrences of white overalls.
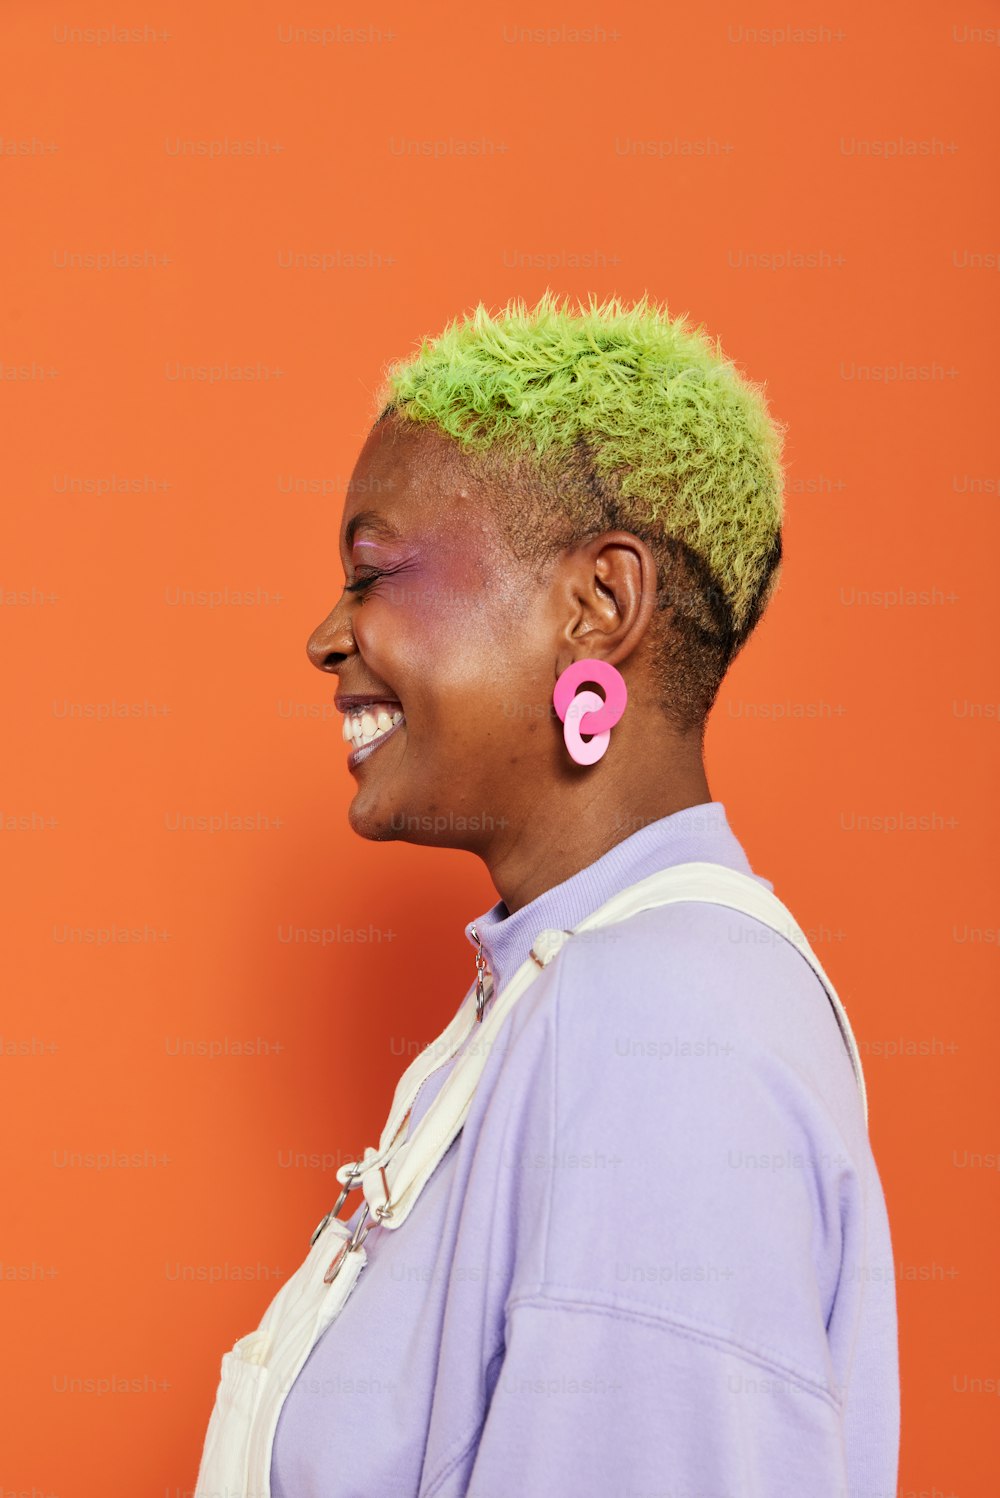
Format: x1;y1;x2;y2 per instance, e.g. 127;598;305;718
193;861;869;1498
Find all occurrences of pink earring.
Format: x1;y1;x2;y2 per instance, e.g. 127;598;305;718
552;659;628;766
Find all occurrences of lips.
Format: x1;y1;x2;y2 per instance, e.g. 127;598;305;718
335;694;402;712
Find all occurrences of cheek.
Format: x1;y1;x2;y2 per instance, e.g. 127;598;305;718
351;564;498;699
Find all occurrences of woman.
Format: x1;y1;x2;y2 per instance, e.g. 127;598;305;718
194;292;900;1496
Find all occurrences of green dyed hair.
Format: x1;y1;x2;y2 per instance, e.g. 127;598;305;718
372;289;786;730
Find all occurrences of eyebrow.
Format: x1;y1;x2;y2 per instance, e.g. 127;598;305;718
344;510;404;548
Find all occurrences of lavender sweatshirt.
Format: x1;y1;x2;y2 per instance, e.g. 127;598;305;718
270;802;900;1496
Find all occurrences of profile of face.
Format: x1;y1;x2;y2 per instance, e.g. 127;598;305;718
305;414;663;860
305;416;559;852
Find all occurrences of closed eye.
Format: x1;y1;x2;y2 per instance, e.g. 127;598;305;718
344;569;384;594
344;559;410;596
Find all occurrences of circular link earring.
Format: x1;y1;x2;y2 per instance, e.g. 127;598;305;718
552;659;628;765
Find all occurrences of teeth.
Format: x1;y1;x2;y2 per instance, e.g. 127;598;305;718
341;703;404;749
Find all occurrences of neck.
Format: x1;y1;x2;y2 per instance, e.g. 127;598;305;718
483;733;712;914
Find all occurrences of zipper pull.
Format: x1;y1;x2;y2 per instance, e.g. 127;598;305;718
470;924;492;1022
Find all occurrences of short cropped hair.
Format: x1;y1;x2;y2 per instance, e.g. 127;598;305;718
372;289;786;731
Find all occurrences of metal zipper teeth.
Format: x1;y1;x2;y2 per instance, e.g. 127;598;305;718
390;978;488;1132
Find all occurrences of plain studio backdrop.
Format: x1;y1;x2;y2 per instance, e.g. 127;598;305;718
1;2;997;1493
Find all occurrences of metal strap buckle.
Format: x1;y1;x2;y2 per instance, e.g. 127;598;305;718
322;1163;395;1283
323;1201;374;1283
309;1157;365;1247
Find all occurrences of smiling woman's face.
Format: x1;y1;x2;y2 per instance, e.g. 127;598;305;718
306;414;563;850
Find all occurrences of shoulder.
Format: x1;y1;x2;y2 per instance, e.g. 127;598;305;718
476;893;883;1389
492;899;870;1369
545;897;866;1145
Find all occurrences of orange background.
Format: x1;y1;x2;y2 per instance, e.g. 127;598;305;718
2;2;998;1493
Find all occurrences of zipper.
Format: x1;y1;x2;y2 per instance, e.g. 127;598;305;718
470;923;492;1022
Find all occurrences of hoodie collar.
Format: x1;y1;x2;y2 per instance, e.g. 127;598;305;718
463;801;771;997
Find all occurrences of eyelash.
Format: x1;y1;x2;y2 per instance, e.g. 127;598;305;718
345;571;381;594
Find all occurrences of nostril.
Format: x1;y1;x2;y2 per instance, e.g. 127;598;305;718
309;648;346;673
306;629;351;672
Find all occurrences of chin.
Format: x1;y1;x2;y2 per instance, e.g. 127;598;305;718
346;794;403;843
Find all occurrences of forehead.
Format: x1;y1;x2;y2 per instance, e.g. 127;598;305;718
340;416;477;547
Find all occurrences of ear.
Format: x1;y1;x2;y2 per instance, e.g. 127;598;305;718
555;530;659;671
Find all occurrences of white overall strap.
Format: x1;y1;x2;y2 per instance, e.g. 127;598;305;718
376;981;483;1152
363;860;868;1231
195;1214;370;1498
305;979;484;1242
195;999;487;1497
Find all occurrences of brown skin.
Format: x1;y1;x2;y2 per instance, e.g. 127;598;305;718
305;413;712;915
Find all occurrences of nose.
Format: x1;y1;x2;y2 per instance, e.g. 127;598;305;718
306;600;355;674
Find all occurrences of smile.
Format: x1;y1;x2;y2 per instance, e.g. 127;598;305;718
342;703;405;768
